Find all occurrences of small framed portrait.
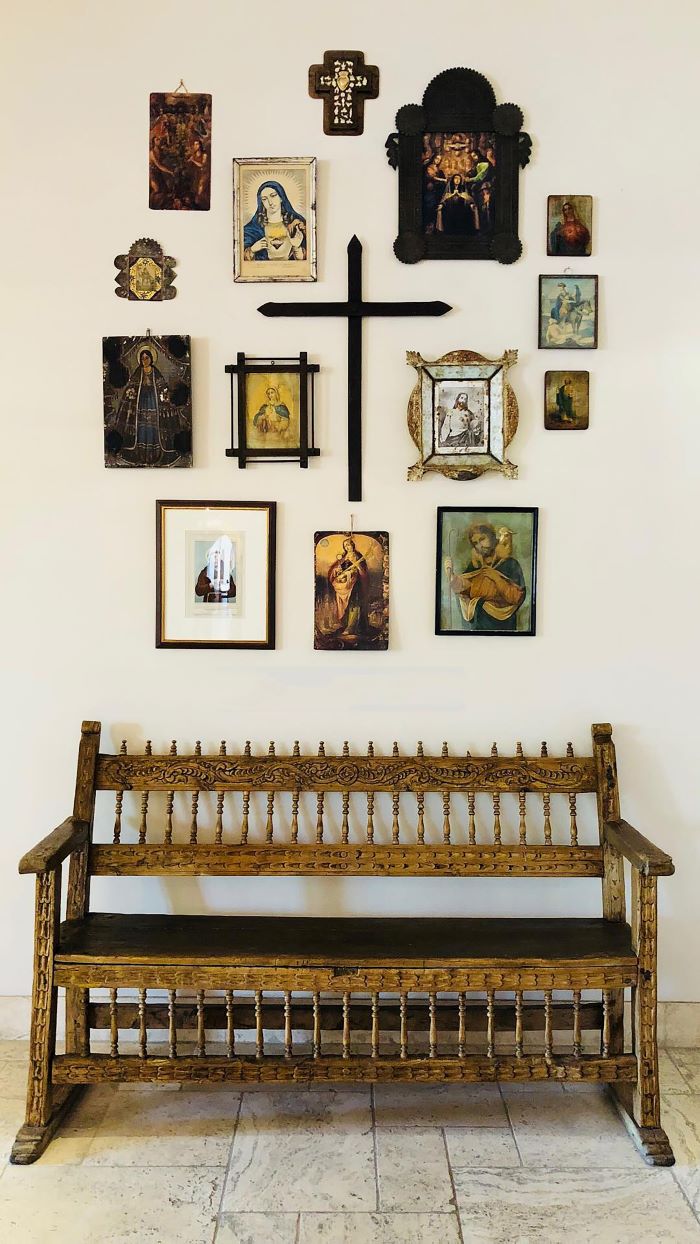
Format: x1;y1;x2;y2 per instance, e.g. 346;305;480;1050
436;507;538;636
225;354;319;468
156;501;276;649
103;335;192;468
407;349;519;482
233;157;317;282
314;531;389;651
539;275;598;350
547;196;592;257
544;371;589;429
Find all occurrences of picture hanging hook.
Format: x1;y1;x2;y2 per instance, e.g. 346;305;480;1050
173;78;190;94
146;327;151;339
350;513;355;535
563;266;573;276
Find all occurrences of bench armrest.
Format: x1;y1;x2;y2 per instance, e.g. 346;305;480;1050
604;818;674;877
19;817;89;875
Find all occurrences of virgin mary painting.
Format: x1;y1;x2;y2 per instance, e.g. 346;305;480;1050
103;335;192;468
233;158;317;281
243;181;307;263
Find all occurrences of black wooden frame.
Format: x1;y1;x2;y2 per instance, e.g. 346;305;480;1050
156;500;277;650
435;506;538;637
225;355;320;469
386;68;532;265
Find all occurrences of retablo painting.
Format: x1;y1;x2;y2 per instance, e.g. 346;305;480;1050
314;531;389;650
547;196;592;257
423;133;496;237
233;157;317;282
544;371;589;429
114;238;176;301
436;507;538;636
539;275;598;349
103;335;192;467
149;91;211;211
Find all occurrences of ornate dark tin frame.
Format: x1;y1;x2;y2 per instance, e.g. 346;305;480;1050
225;354;320;469
386;68;532;265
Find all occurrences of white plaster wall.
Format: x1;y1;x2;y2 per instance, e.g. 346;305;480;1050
1;0;698;999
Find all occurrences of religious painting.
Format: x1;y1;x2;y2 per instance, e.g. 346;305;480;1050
156;501;276;649
314;531;389;650
544;371;589;429
225;354;320;468
149;90;211;211
422;133;496;238
436;507;538;636
308;50;379;135
233;157;317;282
114;238;176;301
103;335;192;468
547;196;592;257
386;68;532;264
539;276;598;349
407;349;519;482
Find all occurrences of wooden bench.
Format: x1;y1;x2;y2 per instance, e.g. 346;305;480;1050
12;721;675;1165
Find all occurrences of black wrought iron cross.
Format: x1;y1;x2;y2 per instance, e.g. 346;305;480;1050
259;236;452;502
308;51;379;136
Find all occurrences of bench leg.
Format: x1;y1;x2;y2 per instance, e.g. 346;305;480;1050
611;874;674;1167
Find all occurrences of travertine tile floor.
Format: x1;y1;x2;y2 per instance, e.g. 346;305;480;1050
1;1043;700;1242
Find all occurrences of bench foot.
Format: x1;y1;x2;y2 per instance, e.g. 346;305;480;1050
610;1086;675;1167
10;1086;86;1165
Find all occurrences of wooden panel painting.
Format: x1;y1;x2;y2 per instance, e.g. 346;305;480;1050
149;92;211;211
103;335;192;468
423;133;496;238
314;531;389;650
539;276;598;349
436;507;538;636
547;195;592;257
544;371;589;429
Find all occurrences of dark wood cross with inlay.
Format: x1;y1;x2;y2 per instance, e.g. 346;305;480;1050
259;236;452;502
308;50;379;136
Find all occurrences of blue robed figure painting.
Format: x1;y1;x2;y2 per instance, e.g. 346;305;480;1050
243;180;307;263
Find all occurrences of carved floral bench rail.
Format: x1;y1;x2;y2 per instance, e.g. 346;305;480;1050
12;722;674;1165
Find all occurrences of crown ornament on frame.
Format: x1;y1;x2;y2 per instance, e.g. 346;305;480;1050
114;238;177;301
407;349;519;482
225;353;320;469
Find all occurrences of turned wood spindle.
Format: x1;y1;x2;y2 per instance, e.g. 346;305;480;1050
168;989;177;1059
138;988;147;1058
255;990;264;1059
467;750;476;845
486;990;495;1059
366;742;375;844
225;990;235;1058
165;740;177;845
215;741;226;844
602;989;611;1058
572;989;582;1057
291;741;301;843
371;993;380;1059
429;993;437;1058
316;742;325;843
266;742;276;844
416;742;426;844
113;740;127;843
544;990;554;1061
109;988;119;1058
196;990;206;1056
458;992;467;1059
567;742;579;846
515;990;524;1058
516;742;527;845
491;744;502;845
138;740;152;844
400;993;408;1059
284;991;293;1058
241;741;251;844
391;742;401;843
313;992;321;1058
189;741;202;844
441;742;451;844
341;741;350;844
541;742;553;845
342;992;351;1059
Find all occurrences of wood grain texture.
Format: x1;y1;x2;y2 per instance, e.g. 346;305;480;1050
605;820;675;877
19;819;89;875
65;721;102;1058
592;723;626;1057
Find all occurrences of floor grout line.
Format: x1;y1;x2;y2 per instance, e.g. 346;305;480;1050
211;1092;243;1240
370;1082;380;1212
441;1125;466;1244
498;1081;524;1167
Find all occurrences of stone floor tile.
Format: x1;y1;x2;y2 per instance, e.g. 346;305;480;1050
222;1128;375;1213
453;1166;700;1243
0;1164;223;1243
672;1164;700;1217
0;1041;29;1062
504;1084;640;1167
445;1125;521;1169
298;1211;462;1243
236;1088;371;1133
216;1212;299;1243
373;1082;506;1127
82;1084;239;1166
659;1049;692;1093
0;1096;26;1165
661;1093;700;1165
667;1050;700;1093
0;1059;28;1098
376;1127;454;1212
500;1079;566;1095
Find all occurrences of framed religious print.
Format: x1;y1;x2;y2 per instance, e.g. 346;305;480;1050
225;354;319;468
544;371;589;429
156;501;276;649
547;195;592;257
149;88;211;210
539;275;598;349
314;531;389;650
386;68;532;264
232;157;317;282
407;349;519;481
103;335;192;467
436;507;538;636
